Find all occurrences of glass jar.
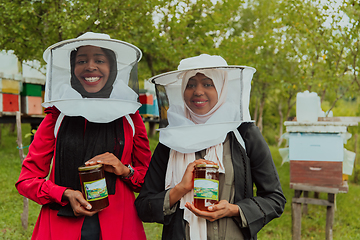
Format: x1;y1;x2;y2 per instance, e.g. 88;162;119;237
78;164;109;211
193;164;219;211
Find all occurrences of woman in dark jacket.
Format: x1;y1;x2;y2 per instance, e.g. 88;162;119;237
135;54;286;240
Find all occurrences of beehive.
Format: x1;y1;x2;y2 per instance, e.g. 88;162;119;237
0;93;20;113
0;78;21;94
21;83;42;97
21;96;43;115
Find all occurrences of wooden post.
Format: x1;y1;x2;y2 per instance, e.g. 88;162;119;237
16;112;29;230
148;121;156;137
292;190;302;240
302;191;308;216
354;133;358;183
325;193;335;240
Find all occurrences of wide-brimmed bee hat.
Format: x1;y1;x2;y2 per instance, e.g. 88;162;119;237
148;54;256;153
42;32;142;123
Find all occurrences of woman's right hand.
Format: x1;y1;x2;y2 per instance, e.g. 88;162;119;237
62;189;100;217
169;159;216;207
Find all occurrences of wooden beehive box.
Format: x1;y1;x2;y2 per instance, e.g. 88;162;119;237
290;160;343;187
286;123;346;188
0;93;20;113
0;78;21;94
139;92;154;105
20;82;43;115
21;96;43;115
21;82;42;97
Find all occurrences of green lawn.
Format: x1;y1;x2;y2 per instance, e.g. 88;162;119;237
1;123;360;239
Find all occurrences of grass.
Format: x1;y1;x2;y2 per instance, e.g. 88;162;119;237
1;122;360;239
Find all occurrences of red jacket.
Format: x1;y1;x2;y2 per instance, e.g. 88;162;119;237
16;107;151;240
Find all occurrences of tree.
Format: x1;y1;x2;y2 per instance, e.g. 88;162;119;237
0;0;161;82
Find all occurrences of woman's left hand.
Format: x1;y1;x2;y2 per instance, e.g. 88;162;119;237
185;200;239;222
85;152;130;177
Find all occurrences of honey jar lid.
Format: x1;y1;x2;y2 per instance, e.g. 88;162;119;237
195;164;219;169
78;164;103;171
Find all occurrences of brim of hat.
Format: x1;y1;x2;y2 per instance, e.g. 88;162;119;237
148;66;256;86
43;37;142;69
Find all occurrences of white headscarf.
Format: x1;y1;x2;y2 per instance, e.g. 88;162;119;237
166;68;229;240
181;69;228;124
149;54;256;239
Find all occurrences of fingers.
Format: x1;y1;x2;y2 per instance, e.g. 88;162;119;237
85;152;116;166
64;189;100;217
185;200;232;222
193;159;216;165
185;202;217;221
85;153;127;176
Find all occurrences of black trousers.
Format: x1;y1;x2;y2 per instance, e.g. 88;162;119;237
81;214;100;240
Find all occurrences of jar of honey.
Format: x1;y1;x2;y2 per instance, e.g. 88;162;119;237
193;164;219;211
78;164;109;211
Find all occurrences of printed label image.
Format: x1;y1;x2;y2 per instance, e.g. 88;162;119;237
83;178;108;201
194;179;219;200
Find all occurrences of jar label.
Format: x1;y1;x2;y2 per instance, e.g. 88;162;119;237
193;178;219;200
83;178;108;202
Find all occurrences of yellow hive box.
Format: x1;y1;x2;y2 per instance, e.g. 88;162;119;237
0;78;21;94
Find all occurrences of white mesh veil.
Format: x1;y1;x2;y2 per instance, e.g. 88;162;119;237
149;54;256;153
42;32;142;123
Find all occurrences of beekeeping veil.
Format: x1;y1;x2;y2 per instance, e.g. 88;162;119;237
42;32;142;123
150;54;256;153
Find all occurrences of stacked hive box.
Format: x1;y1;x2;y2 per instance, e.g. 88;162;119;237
139;90;159;117
20;82;43;116
285;120;357;188
289;132;343;187
0;76;21;115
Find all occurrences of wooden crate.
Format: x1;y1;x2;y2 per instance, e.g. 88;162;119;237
290;160;343;187
21;96;43;115
0;78;20;94
0;93;20;113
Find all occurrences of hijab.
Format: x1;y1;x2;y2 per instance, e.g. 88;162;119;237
51;47;125;217
165;69;228;240
181;69;228;124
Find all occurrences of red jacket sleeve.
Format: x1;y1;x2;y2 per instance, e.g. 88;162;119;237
121;112;152;192
15;107;68;206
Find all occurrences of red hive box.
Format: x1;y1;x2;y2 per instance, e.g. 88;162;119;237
290;160;343;187
0;93;20;113
139;93;153;105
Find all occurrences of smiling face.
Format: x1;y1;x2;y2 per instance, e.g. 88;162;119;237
74;46;111;93
183;73;218;115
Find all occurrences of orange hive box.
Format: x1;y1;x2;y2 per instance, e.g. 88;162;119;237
21;96;43;115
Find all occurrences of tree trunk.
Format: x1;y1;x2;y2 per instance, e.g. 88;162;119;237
277;101;284;147
16;112;28;230
253;98;259;124
257;95;265;133
354;133;358;183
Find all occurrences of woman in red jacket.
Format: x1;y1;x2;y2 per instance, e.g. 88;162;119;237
16;32;151;240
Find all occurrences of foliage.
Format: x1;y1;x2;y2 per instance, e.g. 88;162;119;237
0;0;359;144
0;0;163;83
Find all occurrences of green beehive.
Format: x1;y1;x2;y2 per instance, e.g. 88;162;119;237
21;83;42;97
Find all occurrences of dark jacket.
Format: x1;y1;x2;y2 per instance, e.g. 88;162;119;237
135;122;286;240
